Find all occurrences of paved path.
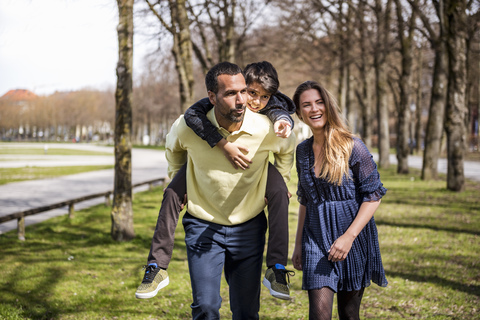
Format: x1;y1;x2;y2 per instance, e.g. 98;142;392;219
1;143;479;235
372;154;480;183
0;144;168;234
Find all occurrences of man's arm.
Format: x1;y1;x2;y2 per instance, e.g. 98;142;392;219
165;116;188;179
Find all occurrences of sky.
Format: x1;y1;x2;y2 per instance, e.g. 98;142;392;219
0;0;149;96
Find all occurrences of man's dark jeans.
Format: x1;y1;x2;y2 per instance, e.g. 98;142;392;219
182;212;267;320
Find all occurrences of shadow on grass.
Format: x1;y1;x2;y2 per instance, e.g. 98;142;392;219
376;220;480;236
0;267;64;319
386;270;480;297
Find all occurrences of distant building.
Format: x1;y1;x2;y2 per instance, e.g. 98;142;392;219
0;89;37;101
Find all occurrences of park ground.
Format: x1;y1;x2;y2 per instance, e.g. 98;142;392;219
0;144;479;319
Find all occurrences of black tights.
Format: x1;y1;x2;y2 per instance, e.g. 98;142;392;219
308;287;365;320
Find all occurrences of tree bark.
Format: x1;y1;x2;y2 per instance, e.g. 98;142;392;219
145;0;194;113
111;0;135;241
374;0;392;169
170;0;194;112
189;0;239;71
445;0;468;191
394;0;416;174
356;0;373;150
422;43;448;180
416;0;449;180
414;43;423;155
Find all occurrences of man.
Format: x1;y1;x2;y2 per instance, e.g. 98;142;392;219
165;62;295;318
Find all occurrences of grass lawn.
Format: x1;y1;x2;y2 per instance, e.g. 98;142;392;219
0;147;112;156
0;166;114;185
0;167;479;319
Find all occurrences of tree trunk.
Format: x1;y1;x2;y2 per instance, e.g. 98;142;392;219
414;44;424;155
356;0;373;150
145;0;194;113
221;0;236;62
111;0;135;241
374;0;392;169
394;0;416;174
346;66;358;134
422;41;448;179
338;62;347;115
445;0;468;191
171;0;194;113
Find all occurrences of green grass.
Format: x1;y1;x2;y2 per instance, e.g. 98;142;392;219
0;166;114;185
0;167;479;319
0;147;112;156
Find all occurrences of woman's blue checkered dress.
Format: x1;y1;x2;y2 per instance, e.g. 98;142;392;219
296;136;388;292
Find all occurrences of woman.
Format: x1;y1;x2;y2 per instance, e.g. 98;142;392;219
291;81;388;319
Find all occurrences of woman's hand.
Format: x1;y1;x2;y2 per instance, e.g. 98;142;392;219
328;200;381;262
328;233;355;262
274;120;292;138
216;139;252;169
292;244;303;271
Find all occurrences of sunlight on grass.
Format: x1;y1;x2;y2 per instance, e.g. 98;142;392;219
0;167;479;319
0;166;114;185
0;147;112;156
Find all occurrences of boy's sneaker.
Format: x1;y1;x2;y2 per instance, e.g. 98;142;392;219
135;264;169;299
262;263;295;300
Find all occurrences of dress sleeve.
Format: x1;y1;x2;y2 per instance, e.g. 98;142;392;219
349;138;387;202
295;144;308;206
184;97;223;148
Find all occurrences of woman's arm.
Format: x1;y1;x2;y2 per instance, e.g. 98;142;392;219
327;138;387;262
292;204;306;270
328;200;381;262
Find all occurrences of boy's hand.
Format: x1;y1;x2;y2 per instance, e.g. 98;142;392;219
180;194;187;210
163;188;188;210
216;139;252;170
274;120;292;138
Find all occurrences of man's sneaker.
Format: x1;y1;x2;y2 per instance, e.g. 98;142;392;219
135;264;169;299
262;263;295;300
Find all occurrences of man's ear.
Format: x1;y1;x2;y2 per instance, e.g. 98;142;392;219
207;91;216;105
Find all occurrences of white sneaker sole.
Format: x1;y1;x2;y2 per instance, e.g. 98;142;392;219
135;276;170;299
262;277;291;300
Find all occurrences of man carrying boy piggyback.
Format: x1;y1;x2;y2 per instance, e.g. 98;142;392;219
162;62;295;319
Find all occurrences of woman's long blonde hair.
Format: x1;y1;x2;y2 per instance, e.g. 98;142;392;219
293;80;354;185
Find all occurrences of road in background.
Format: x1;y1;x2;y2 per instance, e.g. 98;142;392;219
373;154;480;183
0;144;168;234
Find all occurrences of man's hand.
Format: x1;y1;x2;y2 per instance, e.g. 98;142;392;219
216;139;252;170
274;120;292;138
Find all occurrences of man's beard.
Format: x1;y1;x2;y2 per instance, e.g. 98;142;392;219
221;105;245;123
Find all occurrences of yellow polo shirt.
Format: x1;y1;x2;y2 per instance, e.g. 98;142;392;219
165;108;296;225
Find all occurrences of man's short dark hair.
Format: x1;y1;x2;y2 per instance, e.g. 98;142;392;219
205;62;243;94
